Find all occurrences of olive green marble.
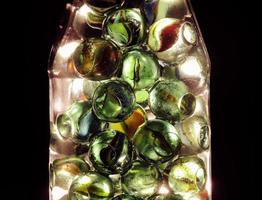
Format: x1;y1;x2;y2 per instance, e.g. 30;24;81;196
89;130;133;174
168;156;207;195
133;119;181;163
51;157;90;192
149;80;196;121
69;172;114;200
103;9;145;47
120;49;160;90
92;80;136;122
71;38;121;80
121;161;161;198
56;101;105;143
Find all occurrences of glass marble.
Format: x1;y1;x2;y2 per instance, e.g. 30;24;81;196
50;122;79;155
73;3;105;33
89;130;133;174
120;49;160;90
121;161;161;198
56;101;105;143
69;171;114;199
148;18;198;63
92;80;136;122
51;156;90;199
133;119;181;163
103;9;146;47
181;115;210;151
70;38;121;80
143;0;188;25
149;80;196;121
85;0;125;13
109;105;147;139
168;156;207;195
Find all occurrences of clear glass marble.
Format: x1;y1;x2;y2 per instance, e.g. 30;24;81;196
48;0;211;199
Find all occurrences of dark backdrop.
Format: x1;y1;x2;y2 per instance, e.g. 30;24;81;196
19;0;258;199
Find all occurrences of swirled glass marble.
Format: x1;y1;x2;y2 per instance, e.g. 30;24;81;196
51;157;90;200
181;115;210;152
168;156;207;196
149;80;196;121
49;0;212;199
121;161;161;198
70;38;121;80
148;18;197;63
103;9;146;47
89;130;133;174
133;119;181;163
120;49;160;90
56;101;105;143
69;172;114;199
92;80;136;122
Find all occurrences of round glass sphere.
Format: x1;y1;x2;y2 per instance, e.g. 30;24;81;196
56;101;105;143
92;80;136;122
168;156;207;195
89;130;133;174
69;172;114;199
133;119;181;163
122;161;161;198
149;80;196;121
71;38;121;80
120;49;160;90
51;156;90;192
103;9;146;47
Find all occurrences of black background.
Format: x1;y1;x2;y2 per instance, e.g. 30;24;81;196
17;0;259;199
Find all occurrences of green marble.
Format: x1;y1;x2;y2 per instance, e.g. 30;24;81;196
69;172;114;200
121;161;161;198
56;101;105;143
103;9;145;47
71;38;121;80
133;119;181;163
168;156;207;195
89;130;133;174
149;80;196;121
120;49;160;90
92;80;136;122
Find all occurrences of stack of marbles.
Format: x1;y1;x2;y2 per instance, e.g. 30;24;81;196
48;0;211;199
